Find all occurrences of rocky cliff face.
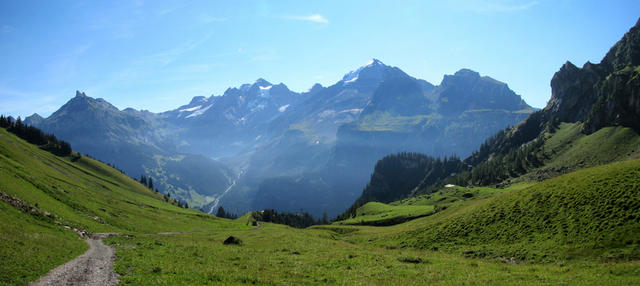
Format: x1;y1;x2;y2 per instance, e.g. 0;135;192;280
548;18;640;134
583;19;640;133
466;18;640;166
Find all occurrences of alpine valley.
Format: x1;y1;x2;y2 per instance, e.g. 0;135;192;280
26;59;534;217
2;10;640;286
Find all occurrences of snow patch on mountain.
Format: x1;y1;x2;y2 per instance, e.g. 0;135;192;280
180;105;202;112
343;76;358;85
251;104;266;112
278;104;290;112
339;108;363;115
186;104;212;118
258;85;272;98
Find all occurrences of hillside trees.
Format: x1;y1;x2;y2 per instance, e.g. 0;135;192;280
337;153;468;220
251;209;319;228
215;206;237;219
0;115;72;156
445;135;546;187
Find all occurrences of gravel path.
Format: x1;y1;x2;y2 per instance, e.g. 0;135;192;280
30;233;119;286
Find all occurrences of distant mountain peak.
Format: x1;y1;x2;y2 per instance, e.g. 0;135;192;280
454;69;480;78
305;83;323;93
189;96;209;105
75;90;87;97
342;58;389;85
254;78;272;88
366;58;384;67
24;113;44;126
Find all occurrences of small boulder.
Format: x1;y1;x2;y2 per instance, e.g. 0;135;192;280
223;236;242;245
398;257;424;264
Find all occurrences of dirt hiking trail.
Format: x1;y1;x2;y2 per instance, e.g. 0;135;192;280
30;233;119;286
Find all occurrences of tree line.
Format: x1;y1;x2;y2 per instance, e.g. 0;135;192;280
215;206;238;219
215;206;329;228
337;152;467;221
138;174;189;209
0;115;72;156
251;209;329;228
446;137;545;187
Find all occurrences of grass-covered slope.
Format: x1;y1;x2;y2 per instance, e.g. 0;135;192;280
334;202;435;226
336;185;517;226
0;128;241;284
0;198;87;284
531;123;640;180
109;222;640;285
399;158;640;263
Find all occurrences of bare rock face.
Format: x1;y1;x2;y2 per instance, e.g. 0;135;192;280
583;18;640;134
541;18;640;134
546;61;602;124
583;66;640;134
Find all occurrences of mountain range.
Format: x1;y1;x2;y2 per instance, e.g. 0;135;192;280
26;59;533;217
344;18;640;219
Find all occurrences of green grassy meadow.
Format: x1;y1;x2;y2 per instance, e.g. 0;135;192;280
107;223;640;285
2;126;640;285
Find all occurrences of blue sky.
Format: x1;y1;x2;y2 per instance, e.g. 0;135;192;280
1;0;638;118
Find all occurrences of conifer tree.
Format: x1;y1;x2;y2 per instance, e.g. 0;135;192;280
216;206;227;218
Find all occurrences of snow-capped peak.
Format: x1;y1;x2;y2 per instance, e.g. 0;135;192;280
342;58;386;85
365;58;384;66
254;78;272;87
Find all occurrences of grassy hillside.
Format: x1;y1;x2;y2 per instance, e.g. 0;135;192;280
334;202;435;225
530;123;640;180
0;128;242;284
394;158;640;263
336;185;519;226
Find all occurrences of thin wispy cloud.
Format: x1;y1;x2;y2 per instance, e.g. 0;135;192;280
481;1;538;12
284;14;329;24
141;32;214;66
157;7;178;16
451;0;539;13
44;44;92;85
200;15;228;24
